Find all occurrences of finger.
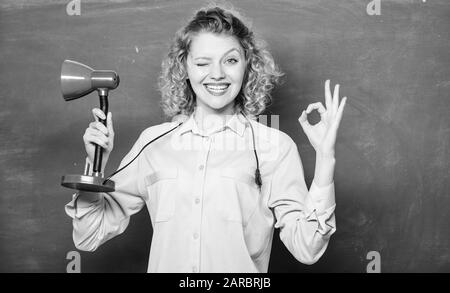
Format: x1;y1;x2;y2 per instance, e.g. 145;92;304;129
298;110;311;129
325;79;332;110
84;131;108;148
334;96;347;128
84;133;109;149
85;129;109;142
306;102;326;117
324;80;332;111
96;121;109;136
91;137;109;149
92;108;106;122
89;121;108;136
107;112;114;136
333;83;340;114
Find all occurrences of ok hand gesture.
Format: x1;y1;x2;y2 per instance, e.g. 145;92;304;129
298;80;347;158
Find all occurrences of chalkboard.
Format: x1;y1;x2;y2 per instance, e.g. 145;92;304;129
0;0;449;272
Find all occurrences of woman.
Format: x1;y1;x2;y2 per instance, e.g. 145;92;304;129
65;5;346;273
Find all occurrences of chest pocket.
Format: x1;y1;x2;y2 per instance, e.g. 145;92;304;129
219;168;261;226
145;168;178;223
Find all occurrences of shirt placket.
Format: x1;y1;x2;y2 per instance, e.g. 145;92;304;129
190;134;213;273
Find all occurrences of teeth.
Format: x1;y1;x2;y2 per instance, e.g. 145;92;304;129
205;84;229;90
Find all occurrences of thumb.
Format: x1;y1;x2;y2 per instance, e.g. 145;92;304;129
107;112;114;135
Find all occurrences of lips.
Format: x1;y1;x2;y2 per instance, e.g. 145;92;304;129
204;83;230;96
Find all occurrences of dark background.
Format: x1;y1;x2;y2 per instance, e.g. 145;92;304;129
1;0;449;273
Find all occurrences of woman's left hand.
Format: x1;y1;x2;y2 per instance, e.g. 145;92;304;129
298;80;347;158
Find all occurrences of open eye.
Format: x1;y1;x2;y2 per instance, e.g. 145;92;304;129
226;58;238;64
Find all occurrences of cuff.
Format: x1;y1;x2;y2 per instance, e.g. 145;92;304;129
65;191;102;219
305;180;336;235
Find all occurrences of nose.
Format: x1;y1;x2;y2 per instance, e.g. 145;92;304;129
209;63;225;80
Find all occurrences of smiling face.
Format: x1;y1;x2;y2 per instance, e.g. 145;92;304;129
186;32;247;116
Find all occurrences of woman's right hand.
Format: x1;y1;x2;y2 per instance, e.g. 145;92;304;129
83;108;114;172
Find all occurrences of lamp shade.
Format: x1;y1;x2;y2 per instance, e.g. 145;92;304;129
61;60;120;101
61;60;95;101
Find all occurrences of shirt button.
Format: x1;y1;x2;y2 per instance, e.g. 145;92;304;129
193;233;199;239
192;266;198;273
195;198;200;204
198;165;204;171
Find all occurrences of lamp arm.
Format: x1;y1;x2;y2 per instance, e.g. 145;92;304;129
92;89;109;175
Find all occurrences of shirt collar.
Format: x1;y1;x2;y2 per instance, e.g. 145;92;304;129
177;111;247;137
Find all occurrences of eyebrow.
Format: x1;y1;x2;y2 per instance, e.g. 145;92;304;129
193;48;241;61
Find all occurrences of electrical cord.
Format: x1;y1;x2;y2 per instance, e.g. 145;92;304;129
102;122;183;185
240;111;262;190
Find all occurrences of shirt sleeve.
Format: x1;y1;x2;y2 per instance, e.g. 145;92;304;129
268;135;336;265
64;133;147;252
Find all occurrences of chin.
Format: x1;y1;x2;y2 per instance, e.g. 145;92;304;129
207;103;232;112
200;96;235;111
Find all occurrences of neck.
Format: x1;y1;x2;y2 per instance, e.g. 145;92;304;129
193;105;237;134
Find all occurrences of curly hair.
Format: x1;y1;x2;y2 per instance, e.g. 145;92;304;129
158;5;283;118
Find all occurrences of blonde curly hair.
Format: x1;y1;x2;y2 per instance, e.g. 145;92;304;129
158;5;283;118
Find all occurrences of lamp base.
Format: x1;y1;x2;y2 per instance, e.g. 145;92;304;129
61;174;115;193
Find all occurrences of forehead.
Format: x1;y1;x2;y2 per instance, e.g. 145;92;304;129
188;32;243;57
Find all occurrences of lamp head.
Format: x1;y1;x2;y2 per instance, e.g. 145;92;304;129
61;60;120;101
